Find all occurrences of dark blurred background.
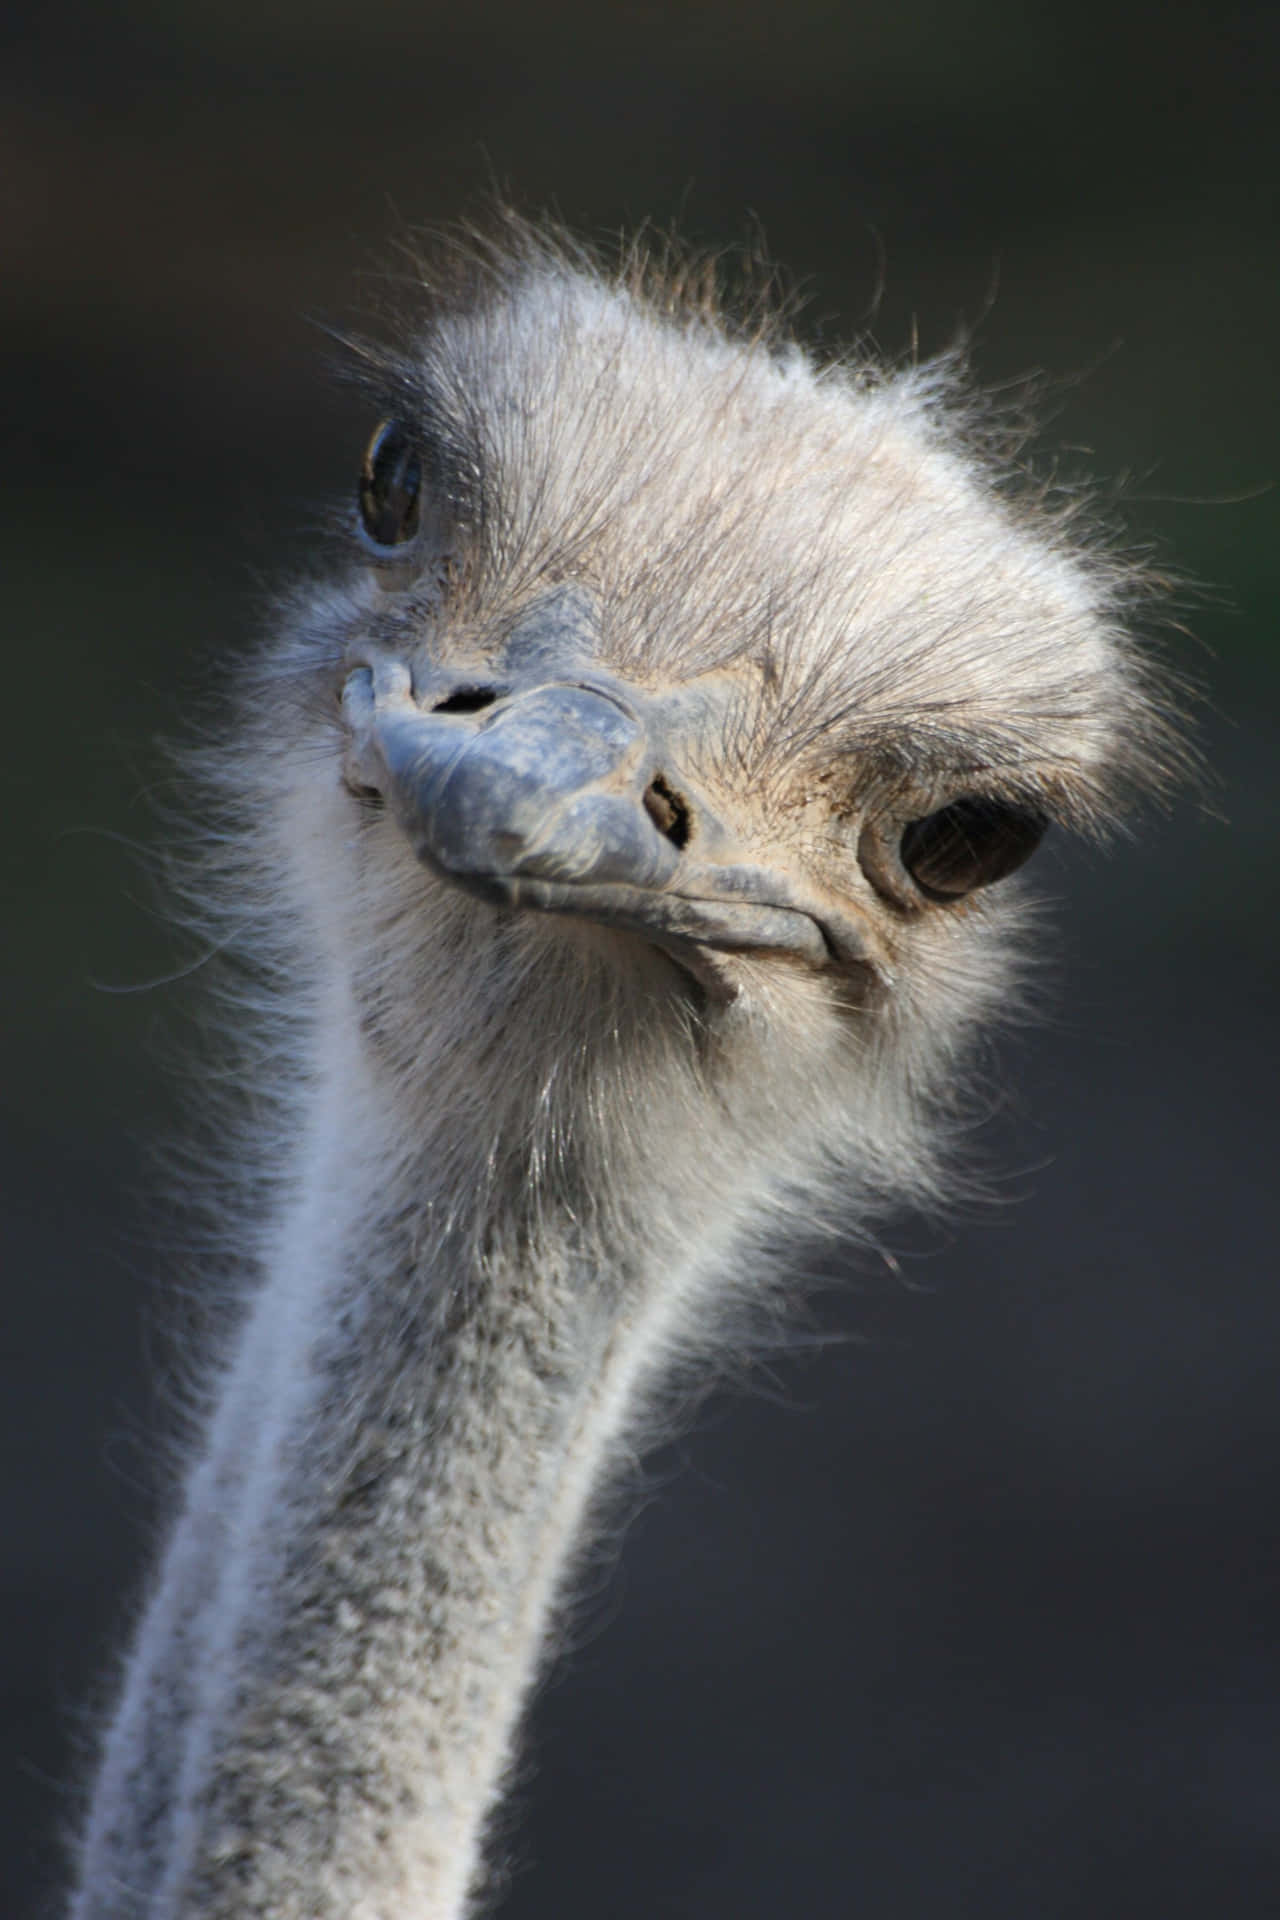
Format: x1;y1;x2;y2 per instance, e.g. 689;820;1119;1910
4;2;1277;1914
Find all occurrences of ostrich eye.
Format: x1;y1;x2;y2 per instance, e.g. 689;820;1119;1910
358;421;422;549
900;797;1049;900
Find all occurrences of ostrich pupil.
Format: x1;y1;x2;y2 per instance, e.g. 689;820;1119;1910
900;797;1049;898
359;421;422;547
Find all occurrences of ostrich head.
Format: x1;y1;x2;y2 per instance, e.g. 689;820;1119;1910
231;225;1177;1270
71;224;1190;1920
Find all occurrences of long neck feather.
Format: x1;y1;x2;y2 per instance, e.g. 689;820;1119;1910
73;937;848;1919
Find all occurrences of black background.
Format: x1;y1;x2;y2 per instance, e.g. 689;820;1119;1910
5;2;1278;1914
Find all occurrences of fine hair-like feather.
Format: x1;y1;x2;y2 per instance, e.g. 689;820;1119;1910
70;214;1187;1920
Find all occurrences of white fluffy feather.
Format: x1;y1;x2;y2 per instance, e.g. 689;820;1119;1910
71;219;1183;1919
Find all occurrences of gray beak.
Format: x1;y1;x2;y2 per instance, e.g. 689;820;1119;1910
369;683;681;891
342;666;839;972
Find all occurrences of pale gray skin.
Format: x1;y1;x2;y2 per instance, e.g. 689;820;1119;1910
70;229;1180;1919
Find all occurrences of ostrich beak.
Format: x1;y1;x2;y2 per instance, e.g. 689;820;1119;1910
341;665;838;971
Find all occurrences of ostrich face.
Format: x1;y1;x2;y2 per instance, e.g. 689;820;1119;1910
264;254;1168;1102
341;601;861;998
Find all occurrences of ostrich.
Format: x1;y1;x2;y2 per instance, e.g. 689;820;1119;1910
71;220;1180;1919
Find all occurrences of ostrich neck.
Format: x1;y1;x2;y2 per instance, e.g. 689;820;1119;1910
81;995;722;1920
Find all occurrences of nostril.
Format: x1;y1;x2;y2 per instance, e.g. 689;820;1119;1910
342;776;385;807
433;686;501;715
643;775;691;850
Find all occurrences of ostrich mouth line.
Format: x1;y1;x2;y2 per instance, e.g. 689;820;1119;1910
428;860;833;966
